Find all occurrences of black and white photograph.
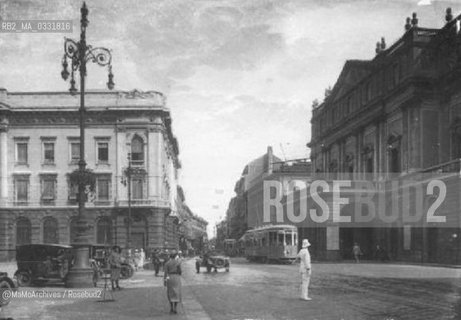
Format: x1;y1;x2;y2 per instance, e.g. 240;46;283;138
0;0;460;319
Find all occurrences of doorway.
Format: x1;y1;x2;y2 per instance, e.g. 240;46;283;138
131;232;145;250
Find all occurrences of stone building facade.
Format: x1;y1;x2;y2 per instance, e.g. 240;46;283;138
222;146;311;245
176;186;208;255
0;89;181;260
308;11;461;264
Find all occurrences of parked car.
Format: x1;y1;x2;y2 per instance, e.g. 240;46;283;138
14;244;74;286
198;251;230;272
0;271;17;306
89;245;135;282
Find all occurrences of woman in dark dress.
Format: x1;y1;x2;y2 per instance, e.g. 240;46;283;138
108;246;122;290
163;250;182;314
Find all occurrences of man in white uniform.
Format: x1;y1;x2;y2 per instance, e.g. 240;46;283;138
297;239;312;300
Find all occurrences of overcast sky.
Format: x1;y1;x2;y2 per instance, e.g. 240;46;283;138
0;0;457;236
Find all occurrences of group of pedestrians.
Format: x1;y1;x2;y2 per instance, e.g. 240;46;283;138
352;243;390;263
106;246;183;314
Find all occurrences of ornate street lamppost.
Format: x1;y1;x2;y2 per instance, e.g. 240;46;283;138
61;2;114;288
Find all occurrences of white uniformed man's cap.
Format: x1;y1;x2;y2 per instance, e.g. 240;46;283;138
302;239;311;248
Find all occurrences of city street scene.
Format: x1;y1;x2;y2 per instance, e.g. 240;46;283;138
0;0;461;319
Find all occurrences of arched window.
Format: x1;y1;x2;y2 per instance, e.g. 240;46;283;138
69;218;79;243
389;148;400;172
16;218;31;245
131;135;144;165
96;218;112;244
387;135;401;173
43;217;59;244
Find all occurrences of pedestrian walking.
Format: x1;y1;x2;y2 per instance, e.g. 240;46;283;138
352;242;362;263
139;248;145;270
162;249;170;272
163;250;182;314
297;239;312;301
108;245;122;290
152;249;161;276
195;256;201;273
374;245;389;262
133;249;140;271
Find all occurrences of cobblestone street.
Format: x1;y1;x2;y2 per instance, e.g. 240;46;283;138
1;258;460;319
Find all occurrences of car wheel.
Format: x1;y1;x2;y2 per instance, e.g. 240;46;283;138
0;279;13;306
215;259;225;267
17;271;32;287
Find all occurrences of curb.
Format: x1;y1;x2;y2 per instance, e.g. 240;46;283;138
181;277;211;320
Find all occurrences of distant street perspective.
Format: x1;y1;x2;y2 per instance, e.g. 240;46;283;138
1;258;460;320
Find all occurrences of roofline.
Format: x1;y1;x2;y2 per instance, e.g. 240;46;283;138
16;243;73;248
245;224;297;232
5;89;165;97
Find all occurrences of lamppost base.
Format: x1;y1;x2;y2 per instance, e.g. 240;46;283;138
65;268;94;288
66;245;94;288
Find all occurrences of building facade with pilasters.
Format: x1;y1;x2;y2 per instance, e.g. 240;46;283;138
307;11;461;264
0;89;181;261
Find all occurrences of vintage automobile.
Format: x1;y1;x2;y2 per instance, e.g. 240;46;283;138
0;272;17;306
14;244;74;286
196;251;230;273
89;245;135;284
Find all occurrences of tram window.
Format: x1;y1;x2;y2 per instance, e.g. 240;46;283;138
286;233;293;245
269;232;276;246
278;233;284;245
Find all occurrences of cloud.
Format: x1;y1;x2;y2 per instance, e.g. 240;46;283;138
417;0;432;5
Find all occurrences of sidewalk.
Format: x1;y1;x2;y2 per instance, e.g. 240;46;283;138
0;268;209;320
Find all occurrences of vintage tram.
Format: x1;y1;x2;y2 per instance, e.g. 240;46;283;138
223;239;238;257
242;225;298;263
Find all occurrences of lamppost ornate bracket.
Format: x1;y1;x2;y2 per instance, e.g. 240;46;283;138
61;3;114;94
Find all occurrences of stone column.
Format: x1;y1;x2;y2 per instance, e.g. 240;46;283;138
374;123;379;180
115;126;126;202
0;211;9;261
147;126;162;200
326;225;340;260
357;131;363;179
338;140;343;179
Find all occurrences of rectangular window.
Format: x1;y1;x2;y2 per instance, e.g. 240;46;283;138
97;142;109;163
70;142;80;163
68;180;78;201
41;176;56;202
16;143;28;164
44;142;55;164
132;178;143;199
15;176;29;202
97;176;110;201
